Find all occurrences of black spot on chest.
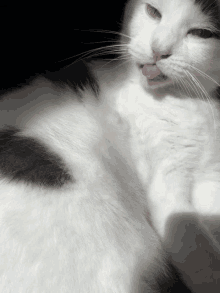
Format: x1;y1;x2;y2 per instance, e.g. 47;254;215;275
0;127;72;188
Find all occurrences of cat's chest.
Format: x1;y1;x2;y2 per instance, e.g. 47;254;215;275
115;82;220;182
116;82;213;143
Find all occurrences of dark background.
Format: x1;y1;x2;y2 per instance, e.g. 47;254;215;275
0;1;126;92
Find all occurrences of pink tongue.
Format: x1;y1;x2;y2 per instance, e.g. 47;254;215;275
142;64;161;79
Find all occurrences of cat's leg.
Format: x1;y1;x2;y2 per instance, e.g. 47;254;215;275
165;213;220;293
148;169;194;238
192;175;220;240
148;169;220;293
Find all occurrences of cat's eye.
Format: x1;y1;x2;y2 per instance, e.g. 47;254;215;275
146;4;161;20
188;29;213;39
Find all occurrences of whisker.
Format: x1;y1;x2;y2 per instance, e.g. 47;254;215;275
184;78;196;98
187;64;220;87
99;56;130;69
178;74;192;97
73;29;132;40
177;79;185;94
106;58;131;71
56;47;128;70
83;40;127;45
177;77;187;94
185;70;217;140
63;49;129;70
184;70;202;99
186;70;216;137
56;44;128;64
187;71;213;103
172;76;181;92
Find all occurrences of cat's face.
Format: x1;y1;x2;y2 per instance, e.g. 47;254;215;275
122;0;220;93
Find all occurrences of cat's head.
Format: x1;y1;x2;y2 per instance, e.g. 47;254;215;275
121;0;220;94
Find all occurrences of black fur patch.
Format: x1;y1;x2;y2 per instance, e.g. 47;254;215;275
42;60;99;97
195;0;218;13
194;0;220;34
0;127;72;187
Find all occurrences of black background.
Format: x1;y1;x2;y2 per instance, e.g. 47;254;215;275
0;1;126;92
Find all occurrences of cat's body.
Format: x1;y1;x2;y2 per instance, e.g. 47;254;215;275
1;0;220;292
0;64;168;293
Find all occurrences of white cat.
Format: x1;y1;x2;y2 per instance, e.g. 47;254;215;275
1;0;220;292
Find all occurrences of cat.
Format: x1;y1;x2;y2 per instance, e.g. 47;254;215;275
1;0;220;292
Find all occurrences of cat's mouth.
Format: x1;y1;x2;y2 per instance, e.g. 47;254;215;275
139;63;168;83
148;73;167;82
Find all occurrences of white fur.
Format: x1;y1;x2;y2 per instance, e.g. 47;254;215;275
1;0;220;292
0;78;166;292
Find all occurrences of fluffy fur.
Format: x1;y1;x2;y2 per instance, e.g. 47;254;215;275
1;0;220;292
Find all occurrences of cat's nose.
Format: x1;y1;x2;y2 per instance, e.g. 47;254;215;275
153;50;171;62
